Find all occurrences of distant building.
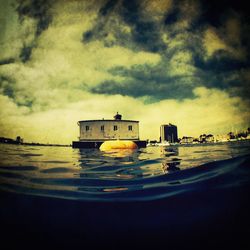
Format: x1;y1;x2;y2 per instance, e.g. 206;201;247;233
214;134;230;142
199;134;206;143
16;136;23;143
72;112;147;148
206;134;214;142
193;138;200;144
199;134;214;143
160;123;178;143
180;136;194;144
227;132;236;140
0;137;20;144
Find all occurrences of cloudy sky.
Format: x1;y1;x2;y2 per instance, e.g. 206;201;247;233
0;0;249;144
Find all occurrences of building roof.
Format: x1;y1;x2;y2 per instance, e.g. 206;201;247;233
78;119;139;123
161;123;177;127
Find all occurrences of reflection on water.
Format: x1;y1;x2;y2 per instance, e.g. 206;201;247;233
162;162;181;173
0;141;250;201
161;147;181;173
161;146;179;157
98;148;140;158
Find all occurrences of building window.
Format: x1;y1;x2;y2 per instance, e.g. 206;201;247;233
85;126;89;131
128;125;132;131
101;125;104;131
114;125;118;131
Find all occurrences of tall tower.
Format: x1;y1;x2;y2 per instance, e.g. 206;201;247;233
160;124;178;143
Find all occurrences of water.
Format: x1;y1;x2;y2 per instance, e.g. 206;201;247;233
0;141;250;249
0;141;250;201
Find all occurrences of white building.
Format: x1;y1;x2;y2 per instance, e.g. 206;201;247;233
78;117;139;141
73;113;146;148
78;113;139;141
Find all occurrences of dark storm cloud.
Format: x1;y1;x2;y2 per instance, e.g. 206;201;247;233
89;39;249;102
197;0;250;59
194;51;250;73
164;5;179;26
85;0;250;101
0;74;35;107
132;20;166;52
16;0;54;35
0;75;15;99
89;63;200;101
192;54;250;101
90;43;250;101
16;0;54;62
193;0;250;98
99;0;119;16
119;0;167;52
3;0;249;103
83;0;166;52
109;63;197;86
0;58;15;65
120;0;139;24
198;0;249;28
19;45;33;62
208;67;250;99
90;77;195;101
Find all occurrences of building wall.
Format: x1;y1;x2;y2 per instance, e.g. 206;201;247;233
79;120;139;141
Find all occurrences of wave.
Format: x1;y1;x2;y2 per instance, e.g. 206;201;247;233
1;151;249;202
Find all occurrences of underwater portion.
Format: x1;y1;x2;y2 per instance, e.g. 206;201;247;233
0;141;250;249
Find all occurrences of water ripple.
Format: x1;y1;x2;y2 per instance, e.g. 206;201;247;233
0;141;250;201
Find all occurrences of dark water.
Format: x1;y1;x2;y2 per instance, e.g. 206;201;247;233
0;141;250;249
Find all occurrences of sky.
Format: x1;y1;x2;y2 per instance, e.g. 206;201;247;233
0;0;249;144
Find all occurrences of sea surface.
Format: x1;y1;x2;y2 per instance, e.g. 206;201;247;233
0;141;250;249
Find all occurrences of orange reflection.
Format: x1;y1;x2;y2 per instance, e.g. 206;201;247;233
103;187;128;192
100;148;138;158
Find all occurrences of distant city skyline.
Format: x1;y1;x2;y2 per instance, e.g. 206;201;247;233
0;0;249;144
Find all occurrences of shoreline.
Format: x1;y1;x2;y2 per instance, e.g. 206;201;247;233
0;141;71;147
